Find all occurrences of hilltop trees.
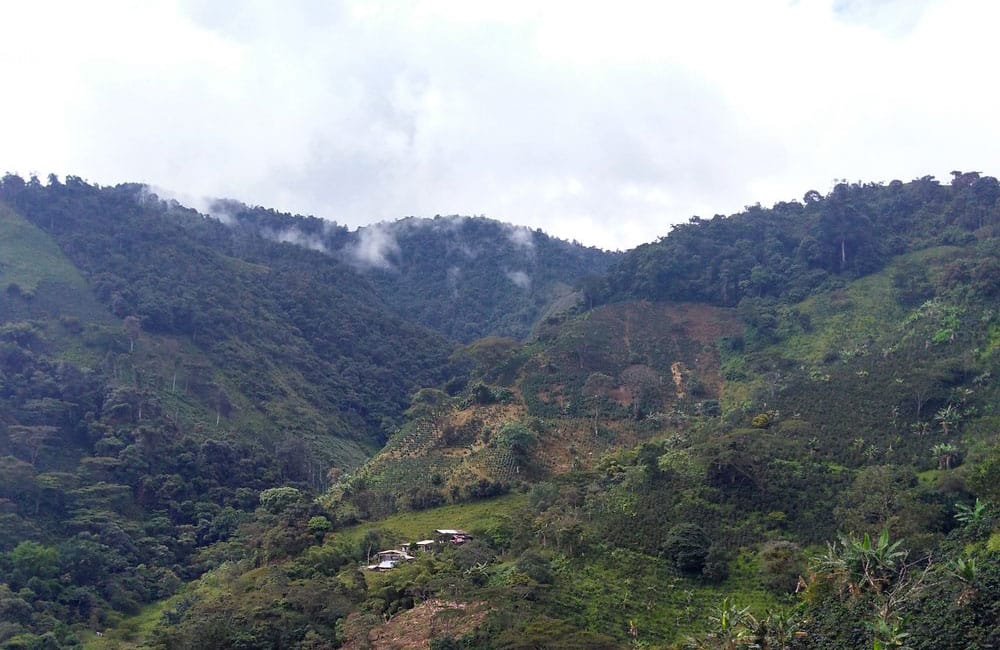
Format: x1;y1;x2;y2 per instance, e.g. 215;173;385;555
0;170;997;647
602;175;995;307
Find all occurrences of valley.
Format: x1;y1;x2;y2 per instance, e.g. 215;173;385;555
0;172;997;649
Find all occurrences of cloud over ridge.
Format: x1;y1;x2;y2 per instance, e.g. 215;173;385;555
1;0;997;249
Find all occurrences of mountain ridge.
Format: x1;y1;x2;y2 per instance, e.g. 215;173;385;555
0;171;997;649
197;200;621;342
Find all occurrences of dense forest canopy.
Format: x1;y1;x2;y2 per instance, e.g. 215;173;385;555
0;171;997;649
202;201;619;342
597;172;998;306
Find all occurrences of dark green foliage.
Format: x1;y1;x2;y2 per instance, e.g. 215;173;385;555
348;216;620;342
0;175;471;640
193;206;618;343
833;465;946;543
601;175;999;307
465;382;516;406
701;544;732;584
662;523;711;575
968;444;1000;501
1;171;999;647
0;175;461;461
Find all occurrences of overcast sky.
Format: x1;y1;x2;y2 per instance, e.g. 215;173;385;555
2;0;997;250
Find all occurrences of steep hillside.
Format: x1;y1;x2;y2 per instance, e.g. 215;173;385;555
137;176;998;650
330;300;741;521
1;173;998;650
349;216;619;342
0;175;461;461
206;203;619;342
224;231;993;649
0;175;465;647
599;172;998;308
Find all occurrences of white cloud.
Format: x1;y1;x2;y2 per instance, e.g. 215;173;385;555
446;265;461;297
262;227;328;253
345;223;400;269
506;225;535;250
2;0;999;250
506;270;531;290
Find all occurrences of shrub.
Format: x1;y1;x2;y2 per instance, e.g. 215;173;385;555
662;523;710;576
258;487;303;514
758;540;805;594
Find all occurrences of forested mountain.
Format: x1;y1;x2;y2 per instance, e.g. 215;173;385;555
0;172;998;650
0;174;467;648
596;172;998;307
350;216;618;342
0;176;463;458
204;202;619;342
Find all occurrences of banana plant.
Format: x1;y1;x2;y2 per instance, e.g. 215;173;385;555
954;498;986;524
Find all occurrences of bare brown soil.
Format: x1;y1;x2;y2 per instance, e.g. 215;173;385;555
341;600;488;650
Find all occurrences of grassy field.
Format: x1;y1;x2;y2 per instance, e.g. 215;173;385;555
81;595;184;650
0;204;89;293
778;247;963;366
336;492;528;546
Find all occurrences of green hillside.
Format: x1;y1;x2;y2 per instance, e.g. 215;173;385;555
0;174;467;649
154;180;995;648
0;203;88;293
354;216;619;342
205;205;620;342
0;172;998;649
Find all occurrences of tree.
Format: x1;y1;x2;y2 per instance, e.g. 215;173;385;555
7;541;59;586
818;185;875;272
582;372;615;431
931;443;961;470
663;523;710;575
259;486;303;514
810;530;930;649
759;541;806;594
499;422;536;465
833;465;940;539
123;316;141;353
6;425;58;467
619;364;662;419
307;516;332;542
933;405;961;436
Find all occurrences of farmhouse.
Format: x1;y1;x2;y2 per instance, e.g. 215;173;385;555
365;528;472;571
401;539;437;553
366;549;415;571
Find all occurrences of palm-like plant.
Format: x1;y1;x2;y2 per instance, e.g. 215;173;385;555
950;556;979;605
812;530;929;650
686;597;756;650
934;405;961;436
869;618;910;648
954;498;986;524
747;608;807;650
931;443;961;470
814;530;907;597
950;556;977;584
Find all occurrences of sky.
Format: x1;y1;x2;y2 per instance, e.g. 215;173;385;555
1;0;998;251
